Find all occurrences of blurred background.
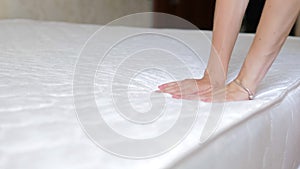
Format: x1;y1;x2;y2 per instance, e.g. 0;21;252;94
0;0;299;36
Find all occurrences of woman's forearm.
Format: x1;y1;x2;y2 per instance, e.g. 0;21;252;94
237;0;300;93
206;0;249;86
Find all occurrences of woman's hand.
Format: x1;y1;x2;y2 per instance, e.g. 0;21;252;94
158;78;251;102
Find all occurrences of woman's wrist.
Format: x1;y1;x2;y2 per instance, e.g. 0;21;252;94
203;69;227;89
235;72;258;95
233;78;255;100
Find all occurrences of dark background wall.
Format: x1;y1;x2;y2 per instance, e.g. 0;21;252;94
153;0;296;35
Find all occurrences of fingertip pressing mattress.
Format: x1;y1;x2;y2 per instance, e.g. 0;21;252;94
0;19;299;169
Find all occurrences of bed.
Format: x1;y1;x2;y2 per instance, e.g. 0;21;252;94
0;19;299;169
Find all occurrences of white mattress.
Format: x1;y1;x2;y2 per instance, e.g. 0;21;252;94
0;19;299;169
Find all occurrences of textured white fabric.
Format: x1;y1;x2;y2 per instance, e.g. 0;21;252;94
0;20;299;169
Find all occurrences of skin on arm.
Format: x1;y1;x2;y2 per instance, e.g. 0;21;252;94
160;0;300;102
158;0;249;99
202;0;300;102
234;0;300;95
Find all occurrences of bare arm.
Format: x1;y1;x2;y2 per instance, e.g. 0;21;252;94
159;0;299;102
236;0;300;93
158;0;249;97
207;0;249;86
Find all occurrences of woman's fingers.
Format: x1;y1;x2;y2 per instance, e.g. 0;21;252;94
159;79;193;91
158;81;178;89
158;79;212;96
172;94;202;100
162;87;180;94
159;84;180;93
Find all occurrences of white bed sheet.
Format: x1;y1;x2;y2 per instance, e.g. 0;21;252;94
0;19;299;169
